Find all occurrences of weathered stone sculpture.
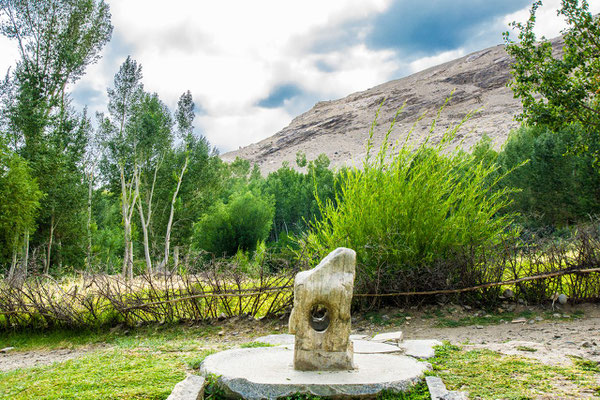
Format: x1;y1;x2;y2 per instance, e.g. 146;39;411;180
289;247;356;371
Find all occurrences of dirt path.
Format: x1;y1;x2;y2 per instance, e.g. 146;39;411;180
376;303;600;365
0;346;105;372
1;303;598;372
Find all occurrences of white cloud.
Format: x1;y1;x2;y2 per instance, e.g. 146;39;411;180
0;35;20;78
70;0;397;152
503;0;600;40
5;1;599;153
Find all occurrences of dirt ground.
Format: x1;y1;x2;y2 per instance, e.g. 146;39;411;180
1;303;598;372
400;303;600;366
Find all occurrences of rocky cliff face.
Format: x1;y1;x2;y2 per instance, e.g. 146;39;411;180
222;38;563;174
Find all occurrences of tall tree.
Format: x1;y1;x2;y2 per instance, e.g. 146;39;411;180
0;0;112;273
0;141;43;282
504;0;600;162
158;91;193;271
99;57;143;279
130;92;173;274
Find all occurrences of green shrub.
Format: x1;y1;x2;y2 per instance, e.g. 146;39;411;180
301;106;516;294
193;190;275;257
497;125;600;228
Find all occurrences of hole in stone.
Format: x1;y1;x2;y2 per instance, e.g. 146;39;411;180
309;304;330;332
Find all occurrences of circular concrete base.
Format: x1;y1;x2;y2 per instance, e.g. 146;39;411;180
200;347;429;399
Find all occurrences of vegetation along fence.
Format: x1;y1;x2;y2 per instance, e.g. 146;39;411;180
1;225;599;330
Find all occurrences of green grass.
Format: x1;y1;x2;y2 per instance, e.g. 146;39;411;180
0;349;188;399
435;308;583;328
0;323;220;352
516;345;538;352
571;357;600;373
239;341;273;348
1;324;598;399
429;343;600;399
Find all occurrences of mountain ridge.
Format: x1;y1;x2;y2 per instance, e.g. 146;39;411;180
223;37;564;173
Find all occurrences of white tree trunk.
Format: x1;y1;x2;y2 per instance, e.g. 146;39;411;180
44;214;55;275
86;170;94;270
173;246;179;271
161;155;188;273
8;243;17;282
22;230;29;279
135;159;161;275
120;165;138;279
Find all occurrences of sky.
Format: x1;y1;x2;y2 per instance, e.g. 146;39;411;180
1;0;599;153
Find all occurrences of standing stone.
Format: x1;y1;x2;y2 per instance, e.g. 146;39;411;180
289;247;356;371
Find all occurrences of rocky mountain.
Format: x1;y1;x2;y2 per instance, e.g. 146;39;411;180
222;38;564;174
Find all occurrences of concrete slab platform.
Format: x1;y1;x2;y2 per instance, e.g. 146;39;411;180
277;339;402;354
200;347;429;399
399;339;442;359
372;331;403;343
253;334;294;345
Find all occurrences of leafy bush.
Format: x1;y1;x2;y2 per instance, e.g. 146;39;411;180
497;125;600;228
193;190;275;256
262;152;336;239
301;108;516;294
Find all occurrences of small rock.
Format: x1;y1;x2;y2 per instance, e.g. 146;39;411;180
553;313;561;318
0;347;14;353
218;313;227;321
218;330;225;336
557;294;568;305
381;315;390;321
476;325;483;329
503;288;514;298
463;305;472;311
535;316;544;322
528;320;535;325
581;341;592;348
405;316;412;321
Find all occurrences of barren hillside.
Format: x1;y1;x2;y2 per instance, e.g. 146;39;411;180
223;38;563;174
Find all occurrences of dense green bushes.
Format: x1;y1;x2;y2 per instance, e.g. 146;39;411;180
192;190;275;256
301;114;516;294
497;125;600;229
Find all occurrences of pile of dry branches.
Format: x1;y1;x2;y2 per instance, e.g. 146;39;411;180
0;260;295;330
1;224;599;330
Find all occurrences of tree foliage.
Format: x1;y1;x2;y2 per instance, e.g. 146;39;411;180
0;142;43;276
504;0;600;160
0;0;112;272
498;125;600;227
192;190;275;257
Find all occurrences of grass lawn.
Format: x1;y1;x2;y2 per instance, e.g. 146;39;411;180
0;322;598;399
